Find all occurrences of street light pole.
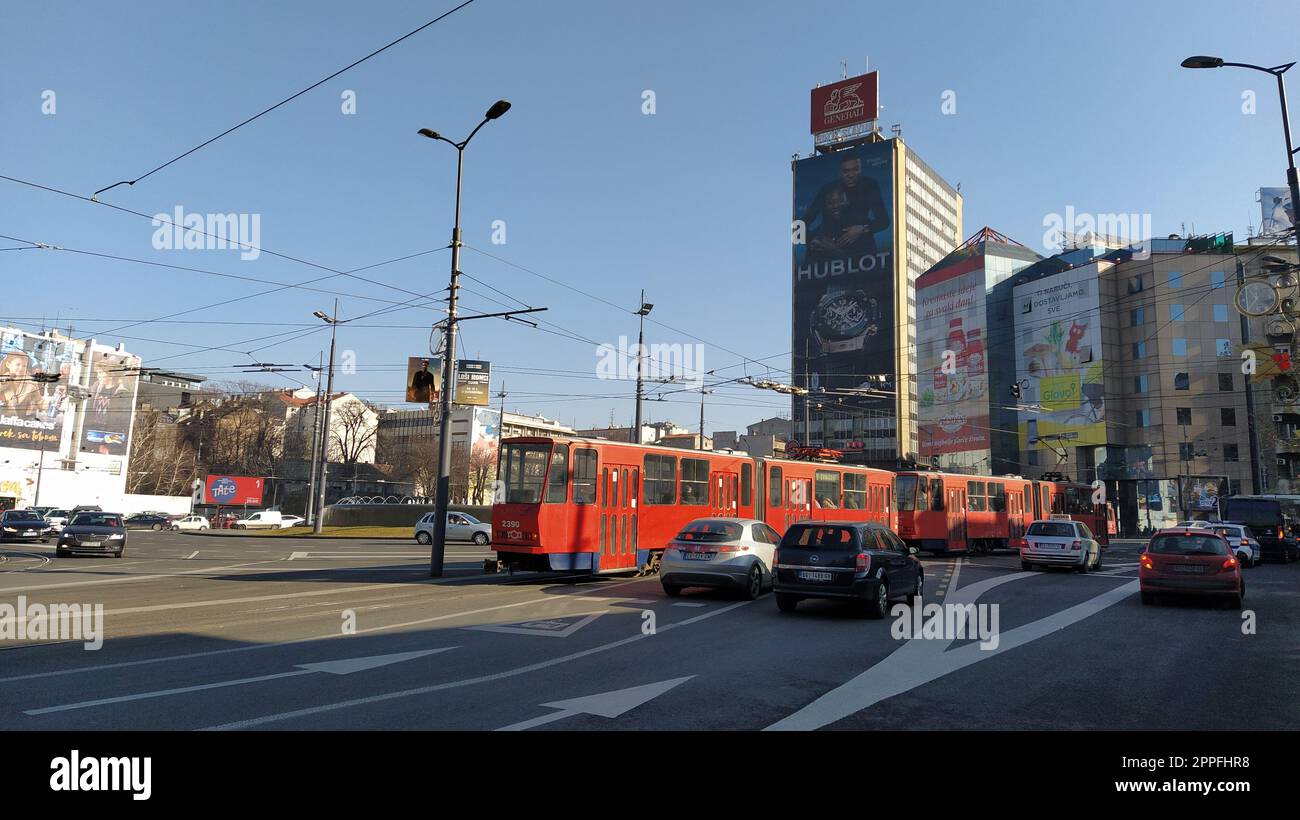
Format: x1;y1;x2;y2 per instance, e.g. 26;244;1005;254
419;99;512;578
312;302;340;535
305;351;323;525
633;292;653;444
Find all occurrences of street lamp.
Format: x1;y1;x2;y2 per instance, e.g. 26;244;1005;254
418;99;511;578
312;302;344;534
1181;55;1300;247
633;292;653;444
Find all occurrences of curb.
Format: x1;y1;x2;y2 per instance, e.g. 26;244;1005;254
181;530;412;541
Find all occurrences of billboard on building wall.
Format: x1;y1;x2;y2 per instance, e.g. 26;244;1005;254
916;253;989;455
792;140;896;426
0;329;81;451
204;475;264;506
1259;187;1295;238
83;351;140;457
1180;475;1227;513
1013;264;1106;450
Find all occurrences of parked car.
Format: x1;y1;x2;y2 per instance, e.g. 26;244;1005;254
413;512;492;545
43;509;72;532
1174;520;1212;529
56;512;127;558
660;518;782;600
1140;528;1243;609
27;506;55;518
278;515;305;529
1020;518;1102;572
210;511;240;529
0;509;53;543
1216;496;1299;563
1206;522;1261;568
124;513;174;531
232;511;282;530
772;521;923;617
171;515;211;532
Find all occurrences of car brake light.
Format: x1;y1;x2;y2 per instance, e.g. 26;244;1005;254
855;552;871;572
1240;539;1249;546
1140;554;1153;570
1070;540;1081;551
1221;557;1238;572
773;548;780;566
1278;527;1284;539
718;543;741;552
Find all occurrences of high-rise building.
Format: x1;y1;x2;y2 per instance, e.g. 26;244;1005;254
791;134;962;465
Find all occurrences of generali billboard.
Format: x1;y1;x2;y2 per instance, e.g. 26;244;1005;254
204;475;264;506
810;72;878;134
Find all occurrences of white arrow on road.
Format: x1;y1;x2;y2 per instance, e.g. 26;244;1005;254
23;647;455;716
496;676;695;731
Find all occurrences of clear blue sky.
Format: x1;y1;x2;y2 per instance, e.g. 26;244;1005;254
2;0;1297;434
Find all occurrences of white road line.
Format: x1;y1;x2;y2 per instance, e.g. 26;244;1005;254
0;561;274;595
184;551;199;560
199;598;754;730
671;602;706;608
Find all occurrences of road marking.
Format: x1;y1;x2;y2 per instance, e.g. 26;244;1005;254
497;676;694;731
24;648;455;715
200;599;752;730
671;602;706;608
766;576;1138;731
466;611;605;638
184;551;199;560
0;561;273;595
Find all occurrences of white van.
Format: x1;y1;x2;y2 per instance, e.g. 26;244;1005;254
233;511;282;530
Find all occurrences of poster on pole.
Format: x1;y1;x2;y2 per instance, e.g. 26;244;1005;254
455;360;491;406
405;357;441;406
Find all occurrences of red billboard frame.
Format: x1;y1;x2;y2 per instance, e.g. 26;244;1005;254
811;72;878;134
204;475;265;506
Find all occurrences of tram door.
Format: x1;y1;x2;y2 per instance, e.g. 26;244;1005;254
710;471;739;518
786;477;812;529
946;485;967;550
599;462;638;571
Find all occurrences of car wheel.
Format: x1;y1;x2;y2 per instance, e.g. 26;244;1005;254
1237;551;1250;568
863;579;889;619
662;583;682;597
473;532;489;546
1141;592;1154;606
1076;556;1089;574
152;523;162;531
115;550;124;558
416;531;432;546
171;525;180;531
776;593;799;613
1021;560;1033;571
55;548;69;558
743;563;763;600
1093;551;1102;571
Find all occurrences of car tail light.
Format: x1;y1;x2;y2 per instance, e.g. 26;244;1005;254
1240;539;1250;546
855;552;871;572
773;548;780;566
1070;540;1081;551
1278;526;1284;539
718;543;743;552
1220;557;1238;572
1140;554;1153;570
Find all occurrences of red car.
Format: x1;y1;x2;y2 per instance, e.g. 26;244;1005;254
1139;528;1244;609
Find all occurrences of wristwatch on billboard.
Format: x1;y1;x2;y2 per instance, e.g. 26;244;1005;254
812;287;880;354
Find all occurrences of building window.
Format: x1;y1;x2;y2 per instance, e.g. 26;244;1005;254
1179;442;1195;461
1128;275;1144;294
1135;374;1148;393
1136;409;1151;428
1130;307;1145;326
1219;373;1234;391
1213;304;1229;323
1170;304;1185;322
1172;338;1188;356
1175;372;1189;391
1216;339;1233;358
1133;341;1147;359
1211;271;1226;290
1177;407;1192;425
1168;270;1183;288
1224;444;1239;462
1027;450;1039;466
1222;408;1236;426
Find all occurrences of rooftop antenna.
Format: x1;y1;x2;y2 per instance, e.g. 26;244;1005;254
841;59;848;79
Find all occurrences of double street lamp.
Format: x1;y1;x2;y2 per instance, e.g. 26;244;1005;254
633;292;653;443
311;303;344;534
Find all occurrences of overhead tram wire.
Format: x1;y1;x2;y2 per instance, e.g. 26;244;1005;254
88;0;480;198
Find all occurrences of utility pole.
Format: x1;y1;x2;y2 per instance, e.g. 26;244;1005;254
633;291;653;445
306;351;323;525
312;301;340;535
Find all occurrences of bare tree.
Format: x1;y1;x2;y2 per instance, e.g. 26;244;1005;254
127;409;198;495
330;399;378;464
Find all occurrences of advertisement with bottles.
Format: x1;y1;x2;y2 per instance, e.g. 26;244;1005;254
916;253;989;455
1014;263;1106;450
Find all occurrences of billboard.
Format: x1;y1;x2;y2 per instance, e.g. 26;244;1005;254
83;351;140;457
916;253;989;455
1014;264;1105;450
204;475;265;506
792;140;896;426
1259;187;1295;238
455;360;491;407
405;356;440;405
0;329;81;451
810;72;879;134
1180;475;1227;513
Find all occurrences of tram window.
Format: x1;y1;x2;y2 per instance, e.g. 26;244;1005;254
601;468;610;507
930;479;945;511
501;441;549;504
741;463;752;507
544;444;569;503
572;448;598;505
815;470;841;509
895;475;918;512
988;483;1005;512
769;467;783;506
967;481;986;512
644;454;677;505
843;473;866;509
680;458;709;505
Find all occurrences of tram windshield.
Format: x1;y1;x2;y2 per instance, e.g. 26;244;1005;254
500;442;551;504
895;475;919;512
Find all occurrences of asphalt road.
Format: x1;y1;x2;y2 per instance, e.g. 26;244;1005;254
1;532;1296;730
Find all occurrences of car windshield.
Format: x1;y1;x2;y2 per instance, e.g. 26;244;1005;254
675;520;743;543
49;510;69;517
5;511;44;521
70;513;123;528
1209;526;1242;538
781;525;858;550
1027;522;1076;537
1149;534;1228;556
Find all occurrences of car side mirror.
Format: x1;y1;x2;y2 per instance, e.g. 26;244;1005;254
909;546;919;555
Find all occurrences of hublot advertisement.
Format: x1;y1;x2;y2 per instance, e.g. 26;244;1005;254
792;140;896;426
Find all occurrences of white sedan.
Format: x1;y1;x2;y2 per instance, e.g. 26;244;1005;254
279;515;305;529
171;515;211;531
1020;518;1102;572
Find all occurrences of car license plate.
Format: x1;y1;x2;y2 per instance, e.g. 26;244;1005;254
682;552;714;561
797;570;834;582
24;530;35;536
1172;564;1204;574
82;541;101;548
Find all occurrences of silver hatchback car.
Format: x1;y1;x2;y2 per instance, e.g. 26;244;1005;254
414;511;492;546
1020;518;1102;572
660;518;782;600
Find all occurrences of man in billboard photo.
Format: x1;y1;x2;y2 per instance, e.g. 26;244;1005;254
800;153;890;260
407;358;436;403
